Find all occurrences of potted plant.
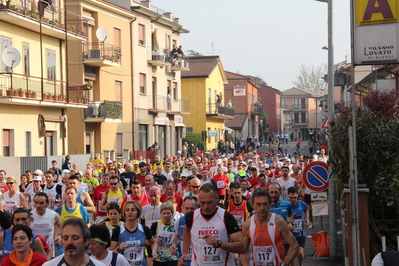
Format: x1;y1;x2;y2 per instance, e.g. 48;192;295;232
31;91;37;98
51;94;57;101
113;52;122;62
57;94;64;101
82;82;93;90
0;88;3;96
6;87;13;96
26;90;31;98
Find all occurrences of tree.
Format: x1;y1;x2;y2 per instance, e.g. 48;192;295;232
292;63;328;95
186;50;203;57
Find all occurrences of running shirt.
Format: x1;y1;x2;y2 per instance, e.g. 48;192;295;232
248;213;285;266
190;207;235;266
175;216;193;266
176;181;189;194
105;189;124;207
43;254;105;266
291;200;308;237
141;203;162;228
121;193;150;211
43;183;62;210
270;200;292;222
55;203;90;224
31;209;57;255
3;191;23;213
151;220;179;262
111;223;152;266
212;174;229;196
92;184;111;217
276;177;297;200
226;200;251;229
2;229;36;257
105;221;124;237
90;250;130;266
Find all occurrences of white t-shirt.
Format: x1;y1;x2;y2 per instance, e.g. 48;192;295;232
90;251;130;266
43;255;106;266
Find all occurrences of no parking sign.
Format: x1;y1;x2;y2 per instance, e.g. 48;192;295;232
303;161;329;191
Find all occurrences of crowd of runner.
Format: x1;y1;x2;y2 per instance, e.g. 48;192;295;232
0;145;329;266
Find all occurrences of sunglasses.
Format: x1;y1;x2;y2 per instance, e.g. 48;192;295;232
191;185;200;188
110;182;118;185
6;182;14;185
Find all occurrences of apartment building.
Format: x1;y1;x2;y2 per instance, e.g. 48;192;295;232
0;0;88;156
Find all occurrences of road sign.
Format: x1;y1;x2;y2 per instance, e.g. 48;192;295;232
311;191;328;201
321;117;328;129
303;161;329;191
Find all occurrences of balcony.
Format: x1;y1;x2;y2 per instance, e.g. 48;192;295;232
251;104;263;115
0;73;89;108
148;96;190;114
84;100;122;122
206;103;234;120
83;42;121;67
294;119;308;125
293;104;308;110
147;47;171;68
171;58;190;71
0;0;88;40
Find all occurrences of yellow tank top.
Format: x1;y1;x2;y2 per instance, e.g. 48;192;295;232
106;189;124;206
60;203;83;222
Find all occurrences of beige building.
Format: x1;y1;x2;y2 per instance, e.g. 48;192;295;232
67;0;189;159
280;88;322;140
0;0;88;156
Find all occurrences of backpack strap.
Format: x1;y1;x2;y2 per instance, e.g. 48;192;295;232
111;251;118;265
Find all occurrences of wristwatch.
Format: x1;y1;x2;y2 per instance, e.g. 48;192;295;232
281;263;288;266
216;240;222;248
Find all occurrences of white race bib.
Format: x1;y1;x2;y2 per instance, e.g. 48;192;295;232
124;246;144;265
158;230;174;247
217;181;225;189
293;219;303;233
198;239;222;264
253;245;275;264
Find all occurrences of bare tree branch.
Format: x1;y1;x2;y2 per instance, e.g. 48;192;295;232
292;63;328;95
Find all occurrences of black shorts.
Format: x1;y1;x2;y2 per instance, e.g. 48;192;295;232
304;194;311;204
284;236;306;254
219;195;226;201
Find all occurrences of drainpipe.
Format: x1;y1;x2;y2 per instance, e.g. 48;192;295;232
130;17;137;152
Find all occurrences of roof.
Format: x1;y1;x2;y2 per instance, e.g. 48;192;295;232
225;114;247;130
224;71;260;88
181;56;221;79
281;87;322;98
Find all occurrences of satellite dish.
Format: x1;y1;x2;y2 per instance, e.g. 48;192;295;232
96;28;108;42
1;47;21;68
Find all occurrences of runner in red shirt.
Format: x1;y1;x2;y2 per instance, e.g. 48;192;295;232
212;167;230;203
160;180;182;212
253;174;269;189
246;167;260;188
121;180;149;210
92;173;111;224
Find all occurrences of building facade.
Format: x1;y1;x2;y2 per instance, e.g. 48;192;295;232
0;0;88;156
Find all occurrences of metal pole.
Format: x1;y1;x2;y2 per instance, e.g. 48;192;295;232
350;0;361;264
326;0;338;259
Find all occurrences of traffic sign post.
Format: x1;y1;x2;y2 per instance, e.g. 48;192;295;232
303;161;329;191
321;117;329;129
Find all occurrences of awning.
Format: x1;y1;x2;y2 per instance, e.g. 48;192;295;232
175;123;186;127
224;126;234;134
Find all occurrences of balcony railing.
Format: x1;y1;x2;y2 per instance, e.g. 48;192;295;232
0;0;88;38
252;104;263;115
206;103;234;117
147;47;189;70
0;73;89;104
148;96;190;114
293;104;308;109
85;101;122;120
83;42;121;65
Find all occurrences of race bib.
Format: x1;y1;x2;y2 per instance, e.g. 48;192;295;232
158;230;174;247
253;245;275;264
124;246;144;265
198;239;222;264
293;219;303;233
233;214;244;227
217;181;225;189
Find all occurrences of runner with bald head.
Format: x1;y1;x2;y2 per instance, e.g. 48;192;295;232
183;177;201;199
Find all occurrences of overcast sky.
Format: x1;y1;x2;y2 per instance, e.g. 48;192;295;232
150;0;351;91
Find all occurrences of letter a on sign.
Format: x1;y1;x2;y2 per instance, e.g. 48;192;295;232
362;0;395;22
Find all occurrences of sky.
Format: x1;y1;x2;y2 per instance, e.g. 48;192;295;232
150;0;351;92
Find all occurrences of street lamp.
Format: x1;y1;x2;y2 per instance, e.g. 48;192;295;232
315;0;337;259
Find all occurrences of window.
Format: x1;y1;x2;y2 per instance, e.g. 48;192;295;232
138;125;148;151
26;131;31;156
172;39;177;49
85;132;92;154
294;113;299;124
138;24;145;45
281;98;286;107
23;43;30;76
47;49;56;80
116;133;123;157
139;73;146;94
3;129;12;157
114;28;121;51
301;98;306;109
294;98;299;109
173;82;177;100
0;37;12;72
301;112;307;123
115;80;122;101
45;131;55;156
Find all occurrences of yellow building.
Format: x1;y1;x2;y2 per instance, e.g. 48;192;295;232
181;56;233;151
0;0;88;156
66;0;189;159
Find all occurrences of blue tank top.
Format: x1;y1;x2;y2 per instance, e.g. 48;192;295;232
177;216;191;266
118;223;148;266
291;200;307;237
2;229;37;257
270;199;292;222
77;189;86;206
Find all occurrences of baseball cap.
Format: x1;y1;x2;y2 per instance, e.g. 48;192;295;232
133;160;139;165
139;162;146;167
238;170;246;176
216;159;222;164
177;150;181;154
33;169;43;176
149;186;161;196
33;175;42;181
117;162;123;166
222;158;228;162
